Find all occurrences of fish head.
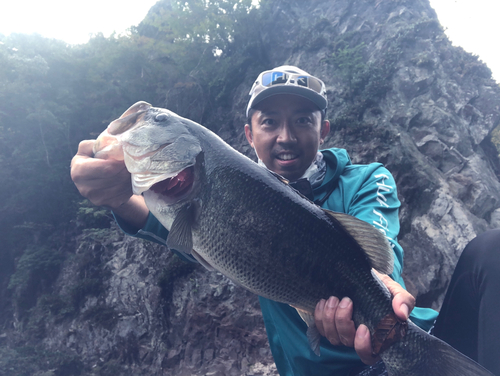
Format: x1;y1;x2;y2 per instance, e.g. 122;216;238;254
94;101;208;231
109;103;206;225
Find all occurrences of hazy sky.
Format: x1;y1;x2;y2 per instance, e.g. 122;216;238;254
0;0;498;81
430;0;499;81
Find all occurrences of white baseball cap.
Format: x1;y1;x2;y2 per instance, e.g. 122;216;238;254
246;65;327;117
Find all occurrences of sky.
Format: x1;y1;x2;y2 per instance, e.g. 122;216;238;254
0;0;498;81
430;0;500;81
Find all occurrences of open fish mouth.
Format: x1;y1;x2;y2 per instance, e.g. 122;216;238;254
150;166;195;199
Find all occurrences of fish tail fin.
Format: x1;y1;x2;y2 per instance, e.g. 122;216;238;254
382;321;493;376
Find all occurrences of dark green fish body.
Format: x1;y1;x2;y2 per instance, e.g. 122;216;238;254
94;102;493;376
193;152;391;325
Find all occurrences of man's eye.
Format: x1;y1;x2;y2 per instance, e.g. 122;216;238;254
297;117;312;125
263;119;276;126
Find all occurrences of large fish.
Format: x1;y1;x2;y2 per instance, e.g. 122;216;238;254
93;102;493;376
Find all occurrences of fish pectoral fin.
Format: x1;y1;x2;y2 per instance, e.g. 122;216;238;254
293;306;321;356
166;200;201;255
323;210;394;275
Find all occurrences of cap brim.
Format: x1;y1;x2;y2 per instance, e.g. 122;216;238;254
247;85;327;117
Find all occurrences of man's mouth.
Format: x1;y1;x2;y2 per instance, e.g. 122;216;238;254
276;153;299;161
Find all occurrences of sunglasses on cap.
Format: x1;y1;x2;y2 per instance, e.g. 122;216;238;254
250;70;326;96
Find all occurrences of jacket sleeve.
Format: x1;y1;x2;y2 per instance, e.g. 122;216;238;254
113;211;197;263
346;164;404;279
345;164;439;330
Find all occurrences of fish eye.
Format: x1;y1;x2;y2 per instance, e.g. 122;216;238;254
155;113;169;122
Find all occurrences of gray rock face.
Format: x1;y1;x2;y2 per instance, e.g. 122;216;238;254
40;229;276;376
227;0;500;310
5;0;500;375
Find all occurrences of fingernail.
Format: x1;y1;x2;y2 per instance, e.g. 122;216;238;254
327;297;339;309
339;297;351;309
401;303;409;319
317;299;326;310
356;325;369;339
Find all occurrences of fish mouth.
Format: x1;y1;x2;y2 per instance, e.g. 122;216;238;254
150;166;195;199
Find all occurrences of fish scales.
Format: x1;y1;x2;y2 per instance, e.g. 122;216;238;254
196;164;391;326
92;102;494;376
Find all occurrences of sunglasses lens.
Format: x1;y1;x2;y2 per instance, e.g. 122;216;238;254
262;72;288;86
307;77;323;93
258;71;324;95
295;76;308;87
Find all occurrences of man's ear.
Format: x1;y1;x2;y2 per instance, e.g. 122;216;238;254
320;120;330;144
244;124;254;148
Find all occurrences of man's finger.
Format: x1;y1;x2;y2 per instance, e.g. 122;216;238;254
71;156;127;183
315;296;342;345
354;324;379;365
374;271;415;321
334;297;356;347
76;140;96;157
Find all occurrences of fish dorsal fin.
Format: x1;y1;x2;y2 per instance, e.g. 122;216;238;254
323;210;394;275
166;199;201;255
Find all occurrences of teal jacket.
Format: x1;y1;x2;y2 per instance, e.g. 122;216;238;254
114;147;438;376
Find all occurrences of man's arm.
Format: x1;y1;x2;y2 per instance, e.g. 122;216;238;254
70;140;149;229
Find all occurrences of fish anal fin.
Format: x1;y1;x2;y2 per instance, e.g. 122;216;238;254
166;199;201;255
292;306;321;356
323;210;394;275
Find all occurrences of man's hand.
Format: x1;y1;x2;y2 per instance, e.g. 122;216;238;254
70;140;149;229
70;140;133;209
314;271;415;365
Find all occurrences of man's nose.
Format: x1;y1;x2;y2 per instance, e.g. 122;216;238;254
277;123;297;143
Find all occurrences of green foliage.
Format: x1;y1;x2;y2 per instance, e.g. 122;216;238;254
77;200;113;229
0;0;267;260
137;0;256;52
328;42;366;99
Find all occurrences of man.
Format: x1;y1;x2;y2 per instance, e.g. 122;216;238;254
71;66;498;375
241;66;436;375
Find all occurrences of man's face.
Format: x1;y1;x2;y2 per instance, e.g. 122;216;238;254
244;94;330;182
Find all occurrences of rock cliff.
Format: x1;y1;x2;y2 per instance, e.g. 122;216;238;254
226;0;500;310
3;0;500;375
